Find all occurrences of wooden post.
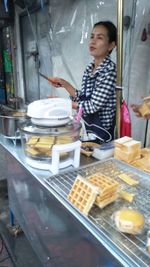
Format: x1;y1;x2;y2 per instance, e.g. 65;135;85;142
116;0;124;138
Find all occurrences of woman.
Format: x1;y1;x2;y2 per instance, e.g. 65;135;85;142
50;21;117;143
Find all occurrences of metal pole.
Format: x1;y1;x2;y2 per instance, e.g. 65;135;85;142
116;0;124;138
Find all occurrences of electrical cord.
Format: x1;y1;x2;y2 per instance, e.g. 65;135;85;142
0;233;14;266
0;256;10;264
0;234;4;255
81;118;112;142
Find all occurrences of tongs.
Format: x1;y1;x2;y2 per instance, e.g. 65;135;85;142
39;72;54;83
39;72;61;86
143;96;150;101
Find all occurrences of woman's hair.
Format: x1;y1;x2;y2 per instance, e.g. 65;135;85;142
93;21;117;45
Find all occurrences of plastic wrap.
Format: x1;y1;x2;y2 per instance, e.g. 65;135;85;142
112;207;145;235
124;0;150;144
18;0;117;100
16;0;150;145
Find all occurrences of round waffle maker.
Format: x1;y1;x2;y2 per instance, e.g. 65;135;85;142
27;98;72;126
20;98;81;174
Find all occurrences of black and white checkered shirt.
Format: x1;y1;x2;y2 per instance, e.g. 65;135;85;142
72;55;116;129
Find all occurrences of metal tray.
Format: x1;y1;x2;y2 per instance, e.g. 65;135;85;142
45;158;150;267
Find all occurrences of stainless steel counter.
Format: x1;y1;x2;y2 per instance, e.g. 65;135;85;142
0;136;121;267
0;135;150;267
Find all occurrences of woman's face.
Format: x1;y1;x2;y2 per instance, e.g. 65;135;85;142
89;25;115;60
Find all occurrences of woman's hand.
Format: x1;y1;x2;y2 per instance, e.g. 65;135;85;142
144;114;150;119
131;103;150;119
48;77;63;87
130;104;142;118
49;77;76;97
72;101;78;110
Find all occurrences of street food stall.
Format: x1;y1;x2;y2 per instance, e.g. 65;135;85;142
0;132;150;266
0;95;150;266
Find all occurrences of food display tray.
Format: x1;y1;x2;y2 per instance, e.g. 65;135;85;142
45;158;150;267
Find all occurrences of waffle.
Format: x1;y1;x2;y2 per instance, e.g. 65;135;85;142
87;173;120;208
141;148;150;157
67;175;99;216
114;147;141;163
114;138;141;163
55;136;73;144
13;111;26;117
121;140;141;152
114;136;132;148
118;173;139;186
26;135;73;157
119;190;135;203
25;147;40;156
139;101;150;117
96;193;118;208
34;136;56;146
27;136;55;148
27;136;39;145
131;157;150;173
26;146;51;157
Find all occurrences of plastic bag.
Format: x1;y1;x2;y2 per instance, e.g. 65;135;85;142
112;207;145;235
120;100;131;137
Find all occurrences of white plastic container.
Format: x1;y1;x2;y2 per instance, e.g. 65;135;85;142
92;142;114;160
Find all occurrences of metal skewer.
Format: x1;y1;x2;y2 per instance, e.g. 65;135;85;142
39;72;52;82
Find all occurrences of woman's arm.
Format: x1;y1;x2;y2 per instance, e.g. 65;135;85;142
130;104;142;118
49;77;76;97
131;103;150;119
72;101;78;110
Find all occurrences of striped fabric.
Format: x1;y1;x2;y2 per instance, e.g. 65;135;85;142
72;55;116;129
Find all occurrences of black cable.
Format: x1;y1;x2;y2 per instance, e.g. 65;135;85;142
0;234;4;255
0;256;10;263
144;119;148;147
0;234;14;266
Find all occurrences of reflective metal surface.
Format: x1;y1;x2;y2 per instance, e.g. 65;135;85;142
0;110;26;137
0;141;123;267
1;136;150;266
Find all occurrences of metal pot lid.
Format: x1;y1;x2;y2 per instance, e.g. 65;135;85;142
19;118;81;136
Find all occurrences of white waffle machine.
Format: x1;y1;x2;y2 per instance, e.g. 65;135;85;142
25;98;81;174
27;98;72;126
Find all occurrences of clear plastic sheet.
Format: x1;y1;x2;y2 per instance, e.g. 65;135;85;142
123;0;150;144
19;0;117;100
16;0;150;145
